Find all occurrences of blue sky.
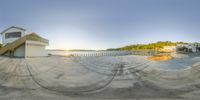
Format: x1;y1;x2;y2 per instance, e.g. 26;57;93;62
1;0;200;50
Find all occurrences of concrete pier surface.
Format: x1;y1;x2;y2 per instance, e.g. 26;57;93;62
0;55;200;100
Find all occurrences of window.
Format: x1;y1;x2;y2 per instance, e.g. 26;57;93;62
5;32;21;39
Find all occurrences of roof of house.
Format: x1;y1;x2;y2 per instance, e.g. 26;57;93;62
0;26;26;34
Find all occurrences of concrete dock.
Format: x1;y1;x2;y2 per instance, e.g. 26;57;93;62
0;55;200;100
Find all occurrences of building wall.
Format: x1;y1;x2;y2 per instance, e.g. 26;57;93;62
2;28;26;46
14;44;25;57
26;44;47;57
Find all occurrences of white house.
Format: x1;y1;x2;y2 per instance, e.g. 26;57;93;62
176;43;200;53
0;26;49;58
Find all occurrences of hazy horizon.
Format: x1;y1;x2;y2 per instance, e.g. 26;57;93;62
1;0;200;50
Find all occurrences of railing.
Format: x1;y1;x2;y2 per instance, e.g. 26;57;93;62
66;50;158;57
70;51;132;56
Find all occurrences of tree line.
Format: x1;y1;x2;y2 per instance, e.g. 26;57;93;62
107;41;188;51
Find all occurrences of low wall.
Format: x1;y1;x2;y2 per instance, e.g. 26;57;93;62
47;50;158;57
70;51;132;56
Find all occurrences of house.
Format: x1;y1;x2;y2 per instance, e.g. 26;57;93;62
176;43;200;53
0;26;49;58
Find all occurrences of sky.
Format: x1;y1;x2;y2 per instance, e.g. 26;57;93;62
1;0;200;50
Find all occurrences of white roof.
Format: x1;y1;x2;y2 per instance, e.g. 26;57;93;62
0;26;26;34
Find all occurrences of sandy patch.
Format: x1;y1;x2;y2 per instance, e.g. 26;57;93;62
148;55;172;61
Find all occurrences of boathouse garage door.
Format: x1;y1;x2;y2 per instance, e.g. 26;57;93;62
26;44;47;57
